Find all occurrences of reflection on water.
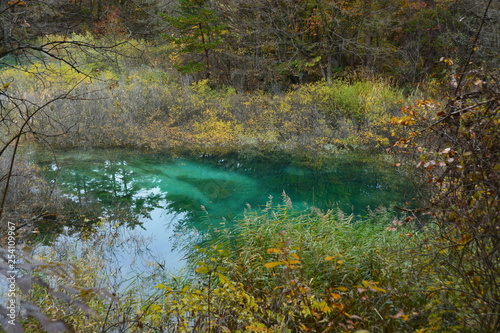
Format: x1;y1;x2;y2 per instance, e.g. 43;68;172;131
35;148;414;277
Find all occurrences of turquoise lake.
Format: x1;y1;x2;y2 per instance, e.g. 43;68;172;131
34;148;414;277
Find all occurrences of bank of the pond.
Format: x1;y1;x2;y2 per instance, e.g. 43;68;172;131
12;67;409;154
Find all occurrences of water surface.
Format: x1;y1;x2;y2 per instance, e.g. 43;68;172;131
35;148;413;276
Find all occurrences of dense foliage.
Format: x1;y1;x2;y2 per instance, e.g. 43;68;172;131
391;72;500;331
0;0;499;331
5;203;427;332
158;0;499;90
0;50;407;153
2;0;499;90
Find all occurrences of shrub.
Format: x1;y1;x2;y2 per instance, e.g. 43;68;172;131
150;199;429;332
391;72;500;332
0;41;411;153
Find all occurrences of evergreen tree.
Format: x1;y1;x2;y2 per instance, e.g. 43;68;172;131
162;0;226;79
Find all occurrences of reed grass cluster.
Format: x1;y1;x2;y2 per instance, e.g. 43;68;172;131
18;199;431;332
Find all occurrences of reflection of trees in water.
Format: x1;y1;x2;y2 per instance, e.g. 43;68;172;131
44;219;175;293
39;155;245;246
36;150;415;246
37;159;166;243
70;161;153;211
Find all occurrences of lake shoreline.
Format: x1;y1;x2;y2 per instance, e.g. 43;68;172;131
37;139;395;171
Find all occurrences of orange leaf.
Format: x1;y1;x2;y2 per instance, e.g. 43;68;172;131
330;293;342;300
267;248;283;254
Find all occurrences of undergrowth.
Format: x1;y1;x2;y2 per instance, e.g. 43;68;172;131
8;198;433;332
164;199;429;332
0;34;412;155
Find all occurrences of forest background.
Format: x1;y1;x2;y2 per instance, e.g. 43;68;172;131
0;0;499;332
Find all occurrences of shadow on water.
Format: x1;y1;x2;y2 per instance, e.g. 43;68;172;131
32;148;415;276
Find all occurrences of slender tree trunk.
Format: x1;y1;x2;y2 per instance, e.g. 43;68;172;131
363;0;373;69
199;23;211;79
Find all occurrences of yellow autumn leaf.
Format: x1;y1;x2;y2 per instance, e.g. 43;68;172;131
217;274;229;284
324;256;335;261
371;285;387;293
149;304;162;313
195;266;210;274
264;261;284;268
286;260;301;265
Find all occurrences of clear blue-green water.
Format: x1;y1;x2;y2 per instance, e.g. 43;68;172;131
35;148;414;276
